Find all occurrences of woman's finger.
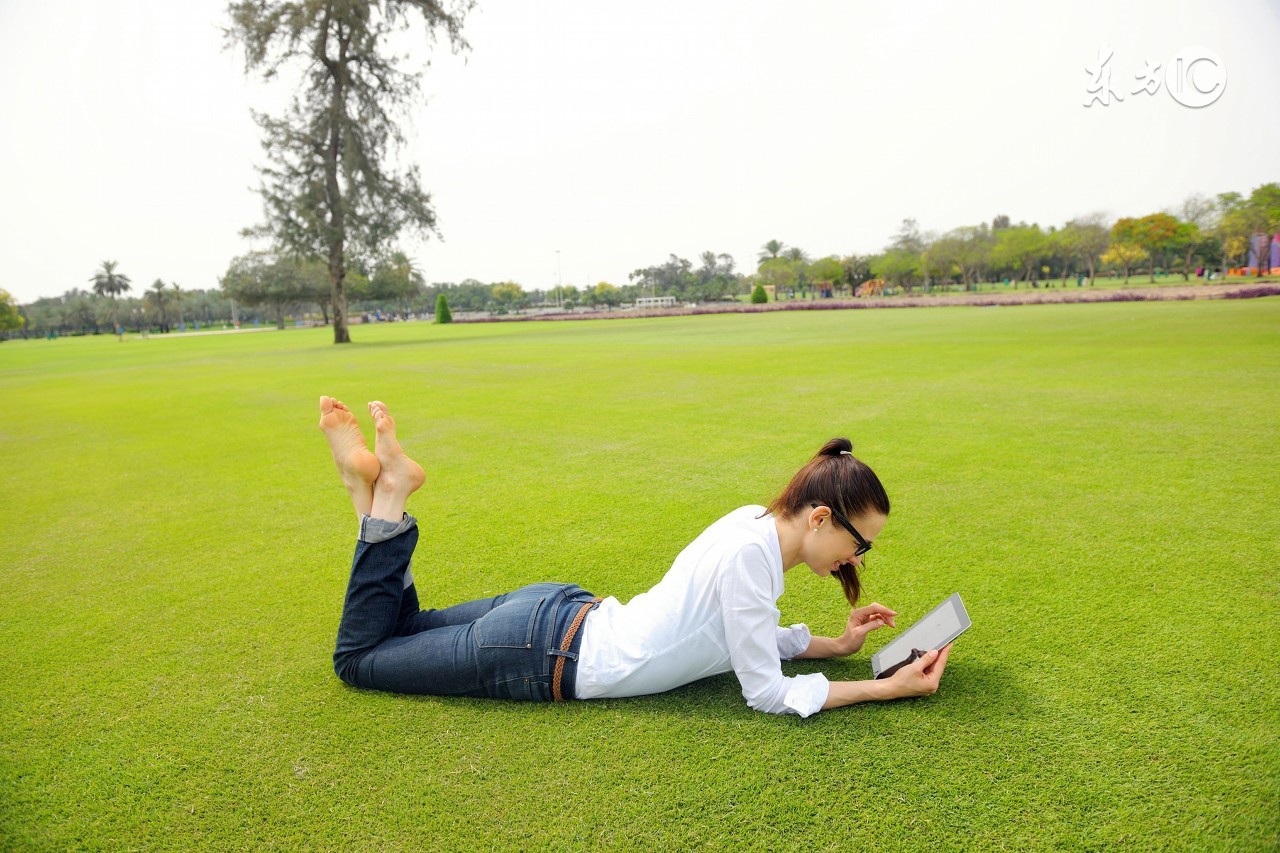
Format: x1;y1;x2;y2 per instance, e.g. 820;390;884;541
924;645;952;679
911;648;938;674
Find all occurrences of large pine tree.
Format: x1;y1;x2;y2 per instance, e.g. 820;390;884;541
226;0;472;343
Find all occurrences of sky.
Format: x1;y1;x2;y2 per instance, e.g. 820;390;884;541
1;0;1278;304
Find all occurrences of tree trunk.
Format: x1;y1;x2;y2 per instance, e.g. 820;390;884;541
325;22;351;344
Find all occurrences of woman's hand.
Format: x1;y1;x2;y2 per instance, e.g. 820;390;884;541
882;644;952;699
820;644;953;709
837;602;897;655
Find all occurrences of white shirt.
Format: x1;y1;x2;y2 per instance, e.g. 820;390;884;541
575;506;830;717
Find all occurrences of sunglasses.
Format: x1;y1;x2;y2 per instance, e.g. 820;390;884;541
811;502;873;556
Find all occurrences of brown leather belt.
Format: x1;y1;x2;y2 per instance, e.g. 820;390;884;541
552;597;603;702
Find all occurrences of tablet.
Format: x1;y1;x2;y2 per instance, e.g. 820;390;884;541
871;592;970;679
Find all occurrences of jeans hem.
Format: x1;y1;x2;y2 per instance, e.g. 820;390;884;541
359;512;417;544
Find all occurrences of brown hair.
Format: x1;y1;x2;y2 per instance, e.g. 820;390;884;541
763;438;890;606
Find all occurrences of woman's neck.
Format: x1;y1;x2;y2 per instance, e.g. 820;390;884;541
773;514;805;572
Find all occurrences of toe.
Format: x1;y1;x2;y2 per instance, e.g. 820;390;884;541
319;395;333;413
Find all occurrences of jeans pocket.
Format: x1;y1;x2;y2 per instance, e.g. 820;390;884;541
474;596;547;649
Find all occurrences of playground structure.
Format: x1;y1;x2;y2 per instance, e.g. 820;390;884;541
857;279;886;297
1228;232;1280;277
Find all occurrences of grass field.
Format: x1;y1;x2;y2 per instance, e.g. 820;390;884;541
2;298;1277;850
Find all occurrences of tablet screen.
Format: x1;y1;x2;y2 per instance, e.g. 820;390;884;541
872;593;970;677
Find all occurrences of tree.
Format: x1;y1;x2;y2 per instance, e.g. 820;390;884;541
1221;235;1248;267
1101;243;1148;283
60;289;100;334
807;256;843;295
434;293;452;324
756;257;799;295
1245;183;1280;231
991;224;1048;286
927;225;991;290
1169;221;1207;280
1060;214;1110;282
0;288;24;333
297;259;334;323
489;282;525;313
954;225;993;288
369;250;424;315
89;260;132;327
920;240;959;289
871;219;927;291
171;282;186;328
587;282;621;309
757;239;786;266
692;252;737;302
146;279;171;332
220;252;311;328
1179;193;1217;231
1113;214;1179;281
750;283;768;304
629;255;694;299
226;0;473;344
839;255;874;291
871;250;921;291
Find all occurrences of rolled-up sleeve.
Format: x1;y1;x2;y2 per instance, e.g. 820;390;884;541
774;624;812;660
719;549;830;717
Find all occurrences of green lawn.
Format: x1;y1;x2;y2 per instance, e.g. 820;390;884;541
2;299;1277;850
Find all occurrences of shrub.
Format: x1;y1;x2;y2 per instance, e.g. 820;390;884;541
1222;285;1280;300
434;294;453;324
750;284;768;304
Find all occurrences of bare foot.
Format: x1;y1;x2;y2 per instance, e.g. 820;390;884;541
368;400;425;521
319;396;380;517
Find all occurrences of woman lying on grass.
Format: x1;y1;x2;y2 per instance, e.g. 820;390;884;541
320;396;950;716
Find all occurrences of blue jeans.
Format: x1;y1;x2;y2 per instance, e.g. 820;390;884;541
333;514;599;701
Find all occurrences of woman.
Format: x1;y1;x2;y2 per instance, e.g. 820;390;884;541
321;396;950;717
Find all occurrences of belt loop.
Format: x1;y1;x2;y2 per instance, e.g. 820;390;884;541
552;597;602;702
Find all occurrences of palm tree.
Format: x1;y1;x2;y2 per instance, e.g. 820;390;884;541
386;250;425;316
171;282;185;329
147;279;170;332
783;246;810;263
757;239;786;267
89;260;132;327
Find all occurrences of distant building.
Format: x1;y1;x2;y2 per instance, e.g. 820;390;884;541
633;296;678;309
